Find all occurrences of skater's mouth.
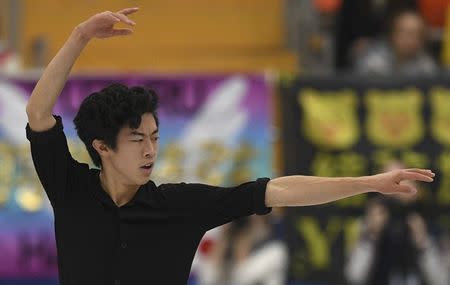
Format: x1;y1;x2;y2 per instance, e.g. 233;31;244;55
140;162;154;169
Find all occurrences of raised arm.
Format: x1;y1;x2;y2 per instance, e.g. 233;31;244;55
25;8;138;131
265;168;435;207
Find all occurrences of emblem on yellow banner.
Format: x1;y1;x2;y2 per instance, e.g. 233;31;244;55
430;88;450;147
298;89;359;150
365;89;424;148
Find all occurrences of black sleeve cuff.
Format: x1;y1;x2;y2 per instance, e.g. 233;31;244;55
26;115;64;143
253;177;272;215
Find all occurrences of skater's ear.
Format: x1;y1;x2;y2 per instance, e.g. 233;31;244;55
92;139;111;157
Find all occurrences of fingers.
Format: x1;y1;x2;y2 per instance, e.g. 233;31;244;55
108;13;121;22
117;7;139;15
400;171;434;182
405;168;435;177
112;12;136;26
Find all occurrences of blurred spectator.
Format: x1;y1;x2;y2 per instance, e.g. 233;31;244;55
286;0;346;75
285;0;333;75
354;9;438;76
196;214;288;285
31;35;49;69
345;161;448;285
335;0;417;70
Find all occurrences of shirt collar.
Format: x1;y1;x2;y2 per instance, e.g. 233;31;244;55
90;168;157;208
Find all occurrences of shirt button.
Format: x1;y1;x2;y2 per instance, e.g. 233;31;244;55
114;280;120;285
121;242;127;249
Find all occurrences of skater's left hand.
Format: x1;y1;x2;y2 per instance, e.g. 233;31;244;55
367;168;434;195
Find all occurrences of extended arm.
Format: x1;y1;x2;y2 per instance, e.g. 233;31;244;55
265;169;434;207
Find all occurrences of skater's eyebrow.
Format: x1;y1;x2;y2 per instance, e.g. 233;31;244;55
129;129;159;137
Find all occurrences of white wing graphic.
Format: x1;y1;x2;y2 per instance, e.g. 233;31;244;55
180;76;248;182
0;81;29;145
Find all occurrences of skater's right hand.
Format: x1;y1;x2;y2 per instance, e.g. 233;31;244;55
76;7;139;41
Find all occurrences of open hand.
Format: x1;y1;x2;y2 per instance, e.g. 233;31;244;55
77;8;139;40
369;168;434;195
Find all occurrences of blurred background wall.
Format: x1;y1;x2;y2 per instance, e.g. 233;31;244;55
10;0;297;73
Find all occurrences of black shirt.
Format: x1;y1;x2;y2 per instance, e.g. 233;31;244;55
26;115;271;285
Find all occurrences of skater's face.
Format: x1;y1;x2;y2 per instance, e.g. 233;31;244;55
98;112;159;186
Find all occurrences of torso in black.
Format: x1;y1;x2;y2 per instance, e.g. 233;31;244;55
26;115;271;285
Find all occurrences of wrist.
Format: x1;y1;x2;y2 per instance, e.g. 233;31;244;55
353;176;375;194
72;25;92;45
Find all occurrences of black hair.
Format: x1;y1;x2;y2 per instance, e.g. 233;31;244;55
73;83;159;167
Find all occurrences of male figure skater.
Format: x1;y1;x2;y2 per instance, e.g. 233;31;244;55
25;8;435;285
